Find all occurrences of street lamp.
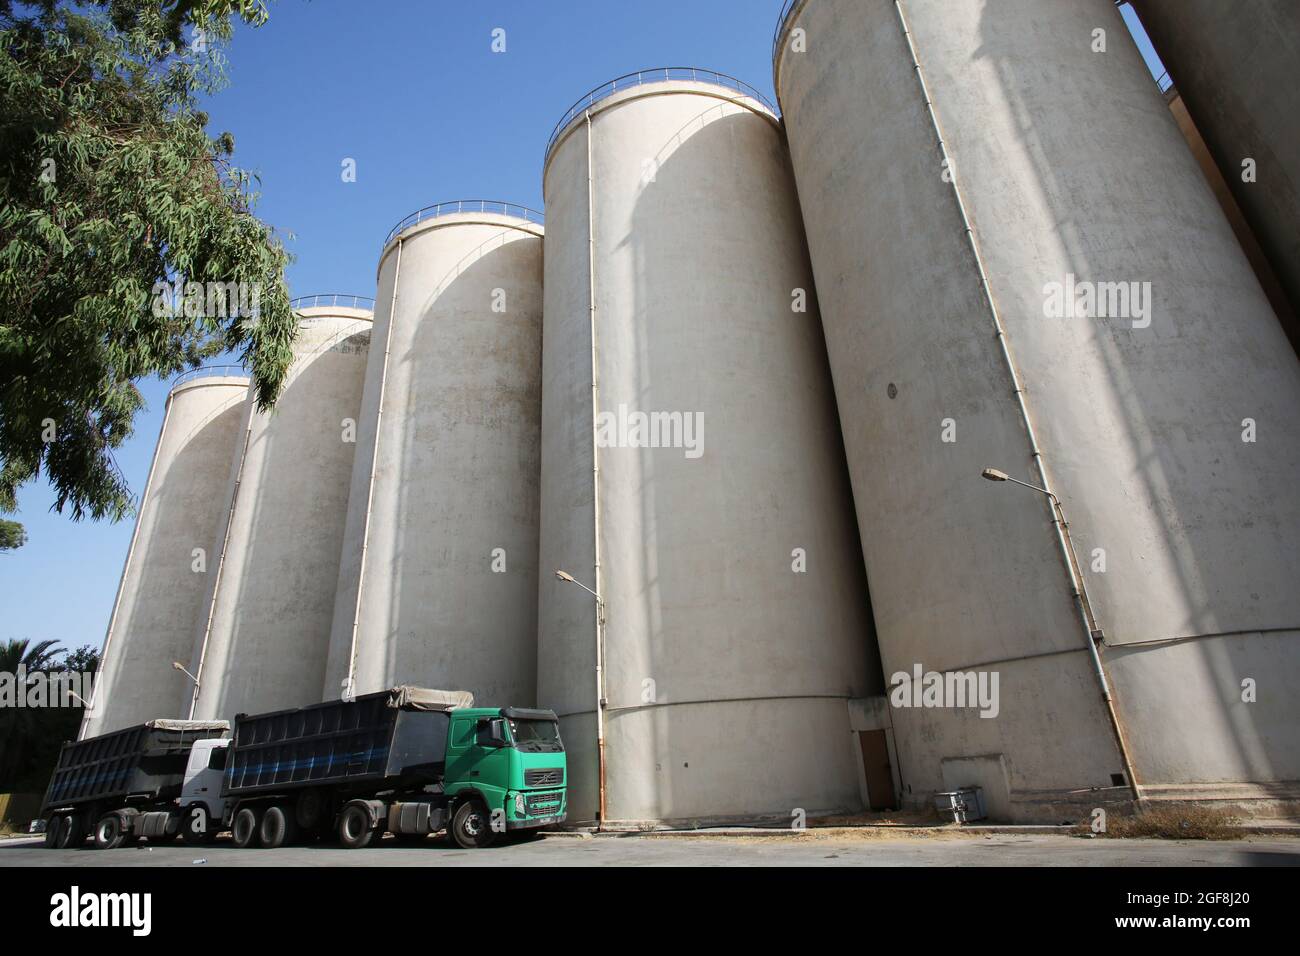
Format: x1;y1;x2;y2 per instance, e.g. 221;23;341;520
979;466;1101;637
555;569;600;602
171;660;200;688
554;568;608;829
982;467;1034;490
979;466;1140;800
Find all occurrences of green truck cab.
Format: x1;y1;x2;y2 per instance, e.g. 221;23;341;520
443;706;568;847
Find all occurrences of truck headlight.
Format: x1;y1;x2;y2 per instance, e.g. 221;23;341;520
514;793;526;817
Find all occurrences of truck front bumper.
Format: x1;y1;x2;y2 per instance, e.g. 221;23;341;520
506;812;566;831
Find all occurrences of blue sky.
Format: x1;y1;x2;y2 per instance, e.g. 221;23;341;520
1;0;1165;655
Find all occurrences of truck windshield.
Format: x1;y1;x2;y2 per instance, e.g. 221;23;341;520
509;719;562;753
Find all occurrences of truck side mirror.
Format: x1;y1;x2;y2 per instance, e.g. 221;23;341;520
476;718;508;748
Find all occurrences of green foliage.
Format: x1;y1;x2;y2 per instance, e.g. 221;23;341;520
0;637;64;671
0;640;100;793
0;516;23;549
0;0;294;522
62;642;101;675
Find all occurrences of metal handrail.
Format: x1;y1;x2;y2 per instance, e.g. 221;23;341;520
170;364;248;390
774;0;1176;93
772;0;801;67
291;293;376;311
383;200;544;246
545;67;779;160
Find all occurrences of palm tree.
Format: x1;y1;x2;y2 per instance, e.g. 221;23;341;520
0;639;67;788
0;638;64;673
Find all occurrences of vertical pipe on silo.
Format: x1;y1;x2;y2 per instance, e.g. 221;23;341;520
188;400;255;718
584;109;609;827
344;239;403;700
78;391;175;739
893;0;1140;797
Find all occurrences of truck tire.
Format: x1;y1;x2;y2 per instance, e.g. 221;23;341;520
56;813;86;849
259;805;298;849
338;803;374;849
451;799;496;849
231;807;261;848
182;806;215;846
93;813;128;850
43;816;63;849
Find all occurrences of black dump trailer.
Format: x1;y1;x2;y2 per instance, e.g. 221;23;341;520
221;686;472;849
39;719;230;849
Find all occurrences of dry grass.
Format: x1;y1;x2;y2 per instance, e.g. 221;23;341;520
810;808;942;829
1091;803;1241;840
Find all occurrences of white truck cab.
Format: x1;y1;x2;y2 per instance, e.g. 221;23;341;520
178;737;230;844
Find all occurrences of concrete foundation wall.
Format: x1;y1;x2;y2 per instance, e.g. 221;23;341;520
324;213;543;707
188;307;372;720
82;376;248;737
776;0;1300;812
538;80;879;824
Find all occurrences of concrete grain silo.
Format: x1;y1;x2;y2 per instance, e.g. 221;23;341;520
81;370;249;738
775;0;1300;819
323;203;543;708
1129;0;1300;334
538;69;880;825
187;298;373;721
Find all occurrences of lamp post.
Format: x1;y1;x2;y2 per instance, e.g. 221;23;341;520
172;660;200;692
555;570;607;829
980;468;1141;801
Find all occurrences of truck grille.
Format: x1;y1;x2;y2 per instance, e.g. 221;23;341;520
524;767;564;787
524;790;564;815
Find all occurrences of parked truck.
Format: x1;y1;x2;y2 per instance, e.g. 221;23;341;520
39;718;231;849
41;687;567;850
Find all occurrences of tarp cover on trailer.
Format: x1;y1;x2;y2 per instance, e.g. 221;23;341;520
387;686;474;711
143;719;230;732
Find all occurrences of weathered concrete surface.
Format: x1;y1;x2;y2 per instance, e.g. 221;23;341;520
3;832;1296;867
188;307;372;720
775;0;1300;816
1132;0;1300;332
81;376;249;737
324;213;543;707
539;79;880;825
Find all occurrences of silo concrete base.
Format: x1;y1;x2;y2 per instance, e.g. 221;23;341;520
561;698;864;827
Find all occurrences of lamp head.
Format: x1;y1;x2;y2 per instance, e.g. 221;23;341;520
981;468;1010;482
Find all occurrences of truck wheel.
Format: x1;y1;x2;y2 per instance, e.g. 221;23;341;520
93;813;127;850
259;805;298;849
56;814;86;849
451;799;496;849
182;806;214;846
231;807;261;849
43;816;63;849
338;803;374;849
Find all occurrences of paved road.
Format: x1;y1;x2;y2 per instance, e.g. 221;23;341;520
3;832;1298;866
